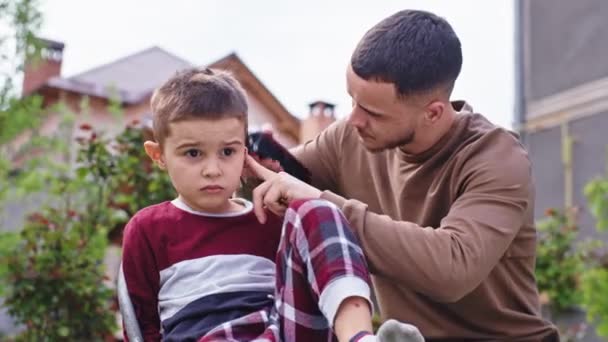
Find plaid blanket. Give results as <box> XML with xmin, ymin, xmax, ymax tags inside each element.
<box><xmin>199</xmin><ymin>199</ymin><xmax>372</xmax><ymax>342</ymax></box>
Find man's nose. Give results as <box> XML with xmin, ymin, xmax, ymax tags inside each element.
<box><xmin>347</xmin><ymin>108</ymin><xmax>366</xmax><ymax>129</ymax></box>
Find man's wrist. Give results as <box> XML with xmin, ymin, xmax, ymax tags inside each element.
<box><xmin>319</xmin><ymin>190</ymin><xmax>347</xmax><ymax>209</ymax></box>
<box><xmin>313</xmin><ymin>188</ymin><xmax>323</xmax><ymax>199</ymax></box>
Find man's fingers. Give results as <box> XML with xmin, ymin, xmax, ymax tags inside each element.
<box><xmin>264</xmin><ymin>185</ymin><xmax>288</xmax><ymax>216</ymax></box>
<box><xmin>245</xmin><ymin>155</ymin><xmax>277</xmax><ymax>181</ymax></box>
<box><xmin>252</xmin><ymin>180</ymin><xmax>273</xmax><ymax>224</ymax></box>
<box><xmin>243</xmin><ymin>157</ymin><xmax>282</xmax><ymax>179</ymax></box>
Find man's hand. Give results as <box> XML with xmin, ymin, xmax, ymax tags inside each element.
<box><xmin>245</xmin><ymin>155</ymin><xmax>322</xmax><ymax>224</ymax></box>
<box><xmin>242</xmin><ymin>154</ymin><xmax>283</xmax><ymax>177</ymax></box>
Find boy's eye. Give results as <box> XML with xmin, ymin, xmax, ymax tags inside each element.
<box><xmin>185</xmin><ymin>149</ymin><xmax>201</xmax><ymax>158</ymax></box>
<box><xmin>221</xmin><ymin>148</ymin><xmax>235</xmax><ymax>157</ymax></box>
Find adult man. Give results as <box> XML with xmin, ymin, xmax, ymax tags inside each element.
<box><xmin>246</xmin><ymin>9</ymin><xmax>558</xmax><ymax>341</ymax></box>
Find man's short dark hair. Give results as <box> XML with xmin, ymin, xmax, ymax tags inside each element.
<box><xmin>351</xmin><ymin>10</ymin><xmax>462</xmax><ymax>97</ymax></box>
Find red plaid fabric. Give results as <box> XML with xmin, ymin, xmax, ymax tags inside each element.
<box><xmin>199</xmin><ymin>199</ymin><xmax>372</xmax><ymax>342</ymax></box>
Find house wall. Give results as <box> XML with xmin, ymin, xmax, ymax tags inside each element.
<box><xmin>247</xmin><ymin>95</ymin><xmax>297</xmax><ymax>147</ymax></box>
<box><xmin>523</xmin><ymin>126</ymin><xmax>564</xmax><ymax>220</ymax></box>
<box><xmin>520</xmin><ymin>0</ymin><xmax>608</xmax><ymax>237</ymax></box>
<box><xmin>524</xmin><ymin>0</ymin><xmax>608</xmax><ymax>108</ymax></box>
<box><xmin>569</xmin><ymin>112</ymin><xmax>608</xmax><ymax>239</ymax></box>
<box><xmin>524</xmin><ymin>111</ymin><xmax>608</xmax><ymax>238</ymax></box>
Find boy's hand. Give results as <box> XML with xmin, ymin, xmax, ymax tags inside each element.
<box><xmin>245</xmin><ymin>155</ymin><xmax>322</xmax><ymax>224</ymax></box>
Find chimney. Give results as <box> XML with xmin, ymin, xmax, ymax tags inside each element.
<box><xmin>300</xmin><ymin>100</ymin><xmax>336</xmax><ymax>143</ymax></box>
<box><xmin>22</xmin><ymin>37</ymin><xmax>65</xmax><ymax>96</ymax></box>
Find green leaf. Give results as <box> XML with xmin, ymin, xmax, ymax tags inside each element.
<box><xmin>58</xmin><ymin>326</ymin><xmax>70</xmax><ymax>337</ymax></box>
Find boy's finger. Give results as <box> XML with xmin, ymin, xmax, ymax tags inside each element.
<box><xmin>245</xmin><ymin>155</ymin><xmax>277</xmax><ymax>181</ymax></box>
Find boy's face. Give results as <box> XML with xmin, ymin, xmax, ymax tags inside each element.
<box><xmin>145</xmin><ymin>117</ymin><xmax>247</xmax><ymax>213</ymax></box>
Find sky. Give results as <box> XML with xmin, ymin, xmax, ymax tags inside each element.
<box><xmin>38</xmin><ymin>0</ymin><xmax>515</xmax><ymax>128</ymax></box>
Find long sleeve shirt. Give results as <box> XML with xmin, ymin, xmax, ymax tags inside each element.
<box><xmin>292</xmin><ymin>101</ymin><xmax>558</xmax><ymax>340</ymax></box>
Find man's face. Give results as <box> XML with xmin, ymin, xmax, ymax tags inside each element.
<box><xmin>159</xmin><ymin>117</ymin><xmax>246</xmax><ymax>213</ymax></box>
<box><xmin>346</xmin><ymin>65</ymin><xmax>427</xmax><ymax>153</ymax></box>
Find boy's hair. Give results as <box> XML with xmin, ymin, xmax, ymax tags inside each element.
<box><xmin>150</xmin><ymin>67</ymin><xmax>248</xmax><ymax>145</ymax></box>
<box><xmin>351</xmin><ymin>10</ymin><xmax>462</xmax><ymax>98</ymax></box>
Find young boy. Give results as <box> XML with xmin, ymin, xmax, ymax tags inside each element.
<box><xmin>121</xmin><ymin>67</ymin><xmax>423</xmax><ymax>342</ymax></box>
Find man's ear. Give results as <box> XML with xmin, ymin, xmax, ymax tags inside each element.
<box><xmin>144</xmin><ymin>140</ymin><xmax>166</xmax><ymax>170</ymax></box>
<box><xmin>425</xmin><ymin>100</ymin><xmax>445</xmax><ymax>124</ymax></box>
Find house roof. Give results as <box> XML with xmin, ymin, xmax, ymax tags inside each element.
<box><xmin>42</xmin><ymin>46</ymin><xmax>300</xmax><ymax>140</ymax></box>
<box><xmin>207</xmin><ymin>53</ymin><xmax>300</xmax><ymax>140</ymax></box>
<box><xmin>46</xmin><ymin>46</ymin><xmax>192</xmax><ymax>104</ymax></box>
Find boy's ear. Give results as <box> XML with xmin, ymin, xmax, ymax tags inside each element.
<box><xmin>241</xmin><ymin>147</ymin><xmax>249</xmax><ymax>177</ymax></box>
<box><xmin>144</xmin><ymin>140</ymin><xmax>166</xmax><ymax>170</ymax></box>
<box><xmin>242</xmin><ymin>147</ymin><xmax>249</xmax><ymax>171</ymax></box>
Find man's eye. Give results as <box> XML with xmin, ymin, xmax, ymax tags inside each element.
<box><xmin>362</xmin><ymin>107</ymin><xmax>380</xmax><ymax>117</ymax></box>
<box><xmin>221</xmin><ymin>148</ymin><xmax>235</xmax><ymax>157</ymax></box>
<box><xmin>185</xmin><ymin>149</ymin><xmax>201</xmax><ymax>158</ymax></box>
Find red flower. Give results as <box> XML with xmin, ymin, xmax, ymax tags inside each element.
<box><xmin>51</xmin><ymin>268</ymin><xmax>62</xmax><ymax>279</ymax></box>
<box><xmin>28</xmin><ymin>212</ymin><xmax>46</xmax><ymax>223</ymax></box>
<box><xmin>79</xmin><ymin>123</ymin><xmax>93</xmax><ymax>131</ymax></box>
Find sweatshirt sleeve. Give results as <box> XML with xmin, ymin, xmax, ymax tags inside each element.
<box><xmin>122</xmin><ymin>214</ymin><xmax>162</xmax><ymax>341</ymax></box>
<box><xmin>320</xmin><ymin>147</ymin><xmax>532</xmax><ymax>303</ymax></box>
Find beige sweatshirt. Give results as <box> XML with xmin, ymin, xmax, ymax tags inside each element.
<box><xmin>292</xmin><ymin>102</ymin><xmax>558</xmax><ymax>341</ymax></box>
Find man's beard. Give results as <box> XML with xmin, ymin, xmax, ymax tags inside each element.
<box><xmin>364</xmin><ymin>129</ymin><xmax>415</xmax><ymax>153</ymax></box>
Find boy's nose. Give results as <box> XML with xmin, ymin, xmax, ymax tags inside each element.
<box><xmin>202</xmin><ymin>160</ymin><xmax>222</xmax><ymax>178</ymax></box>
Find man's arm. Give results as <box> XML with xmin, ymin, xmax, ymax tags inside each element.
<box><xmin>321</xmin><ymin>153</ymin><xmax>531</xmax><ymax>303</ymax></box>
<box><xmin>255</xmin><ymin>121</ymin><xmax>531</xmax><ymax>303</ymax></box>
<box><xmin>122</xmin><ymin>216</ymin><xmax>162</xmax><ymax>341</ymax></box>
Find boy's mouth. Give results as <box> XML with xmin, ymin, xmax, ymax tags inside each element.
<box><xmin>200</xmin><ymin>185</ymin><xmax>224</xmax><ymax>193</ymax></box>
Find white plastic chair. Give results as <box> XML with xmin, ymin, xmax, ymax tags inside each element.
<box><xmin>117</xmin><ymin>263</ymin><xmax>144</xmax><ymax>342</ymax></box>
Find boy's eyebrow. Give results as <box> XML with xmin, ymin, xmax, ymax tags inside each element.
<box><xmin>223</xmin><ymin>140</ymin><xmax>244</xmax><ymax>145</ymax></box>
<box><xmin>175</xmin><ymin>140</ymin><xmax>244</xmax><ymax>149</ymax></box>
<box><xmin>176</xmin><ymin>142</ymin><xmax>201</xmax><ymax>149</ymax></box>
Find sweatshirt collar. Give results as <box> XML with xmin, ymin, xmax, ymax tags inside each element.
<box><xmin>399</xmin><ymin>101</ymin><xmax>472</xmax><ymax>164</ymax></box>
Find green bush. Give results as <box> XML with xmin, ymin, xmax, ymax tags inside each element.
<box><xmin>73</xmin><ymin>121</ymin><xmax>175</xmax><ymax>243</ymax></box>
<box><xmin>535</xmin><ymin>208</ymin><xmax>585</xmax><ymax>314</ymax></box>
<box><xmin>580</xmin><ymin>266</ymin><xmax>608</xmax><ymax>337</ymax></box>
<box><xmin>0</xmin><ymin>2</ymin><xmax>128</xmax><ymax>339</ymax></box>
<box><xmin>1</xmin><ymin>208</ymin><xmax>115</xmax><ymax>341</ymax></box>
<box><xmin>0</xmin><ymin>116</ymin><xmax>119</xmax><ymax>340</ymax></box>
<box><xmin>580</xmin><ymin>176</ymin><xmax>608</xmax><ymax>337</ymax></box>
<box><xmin>0</xmin><ymin>112</ymin><xmax>177</xmax><ymax>340</ymax></box>
<box><xmin>100</xmin><ymin>122</ymin><xmax>175</xmax><ymax>242</ymax></box>
<box><xmin>585</xmin><ymin>176</ymin><xmax>608</xmax><ymax>233</ymax></box>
